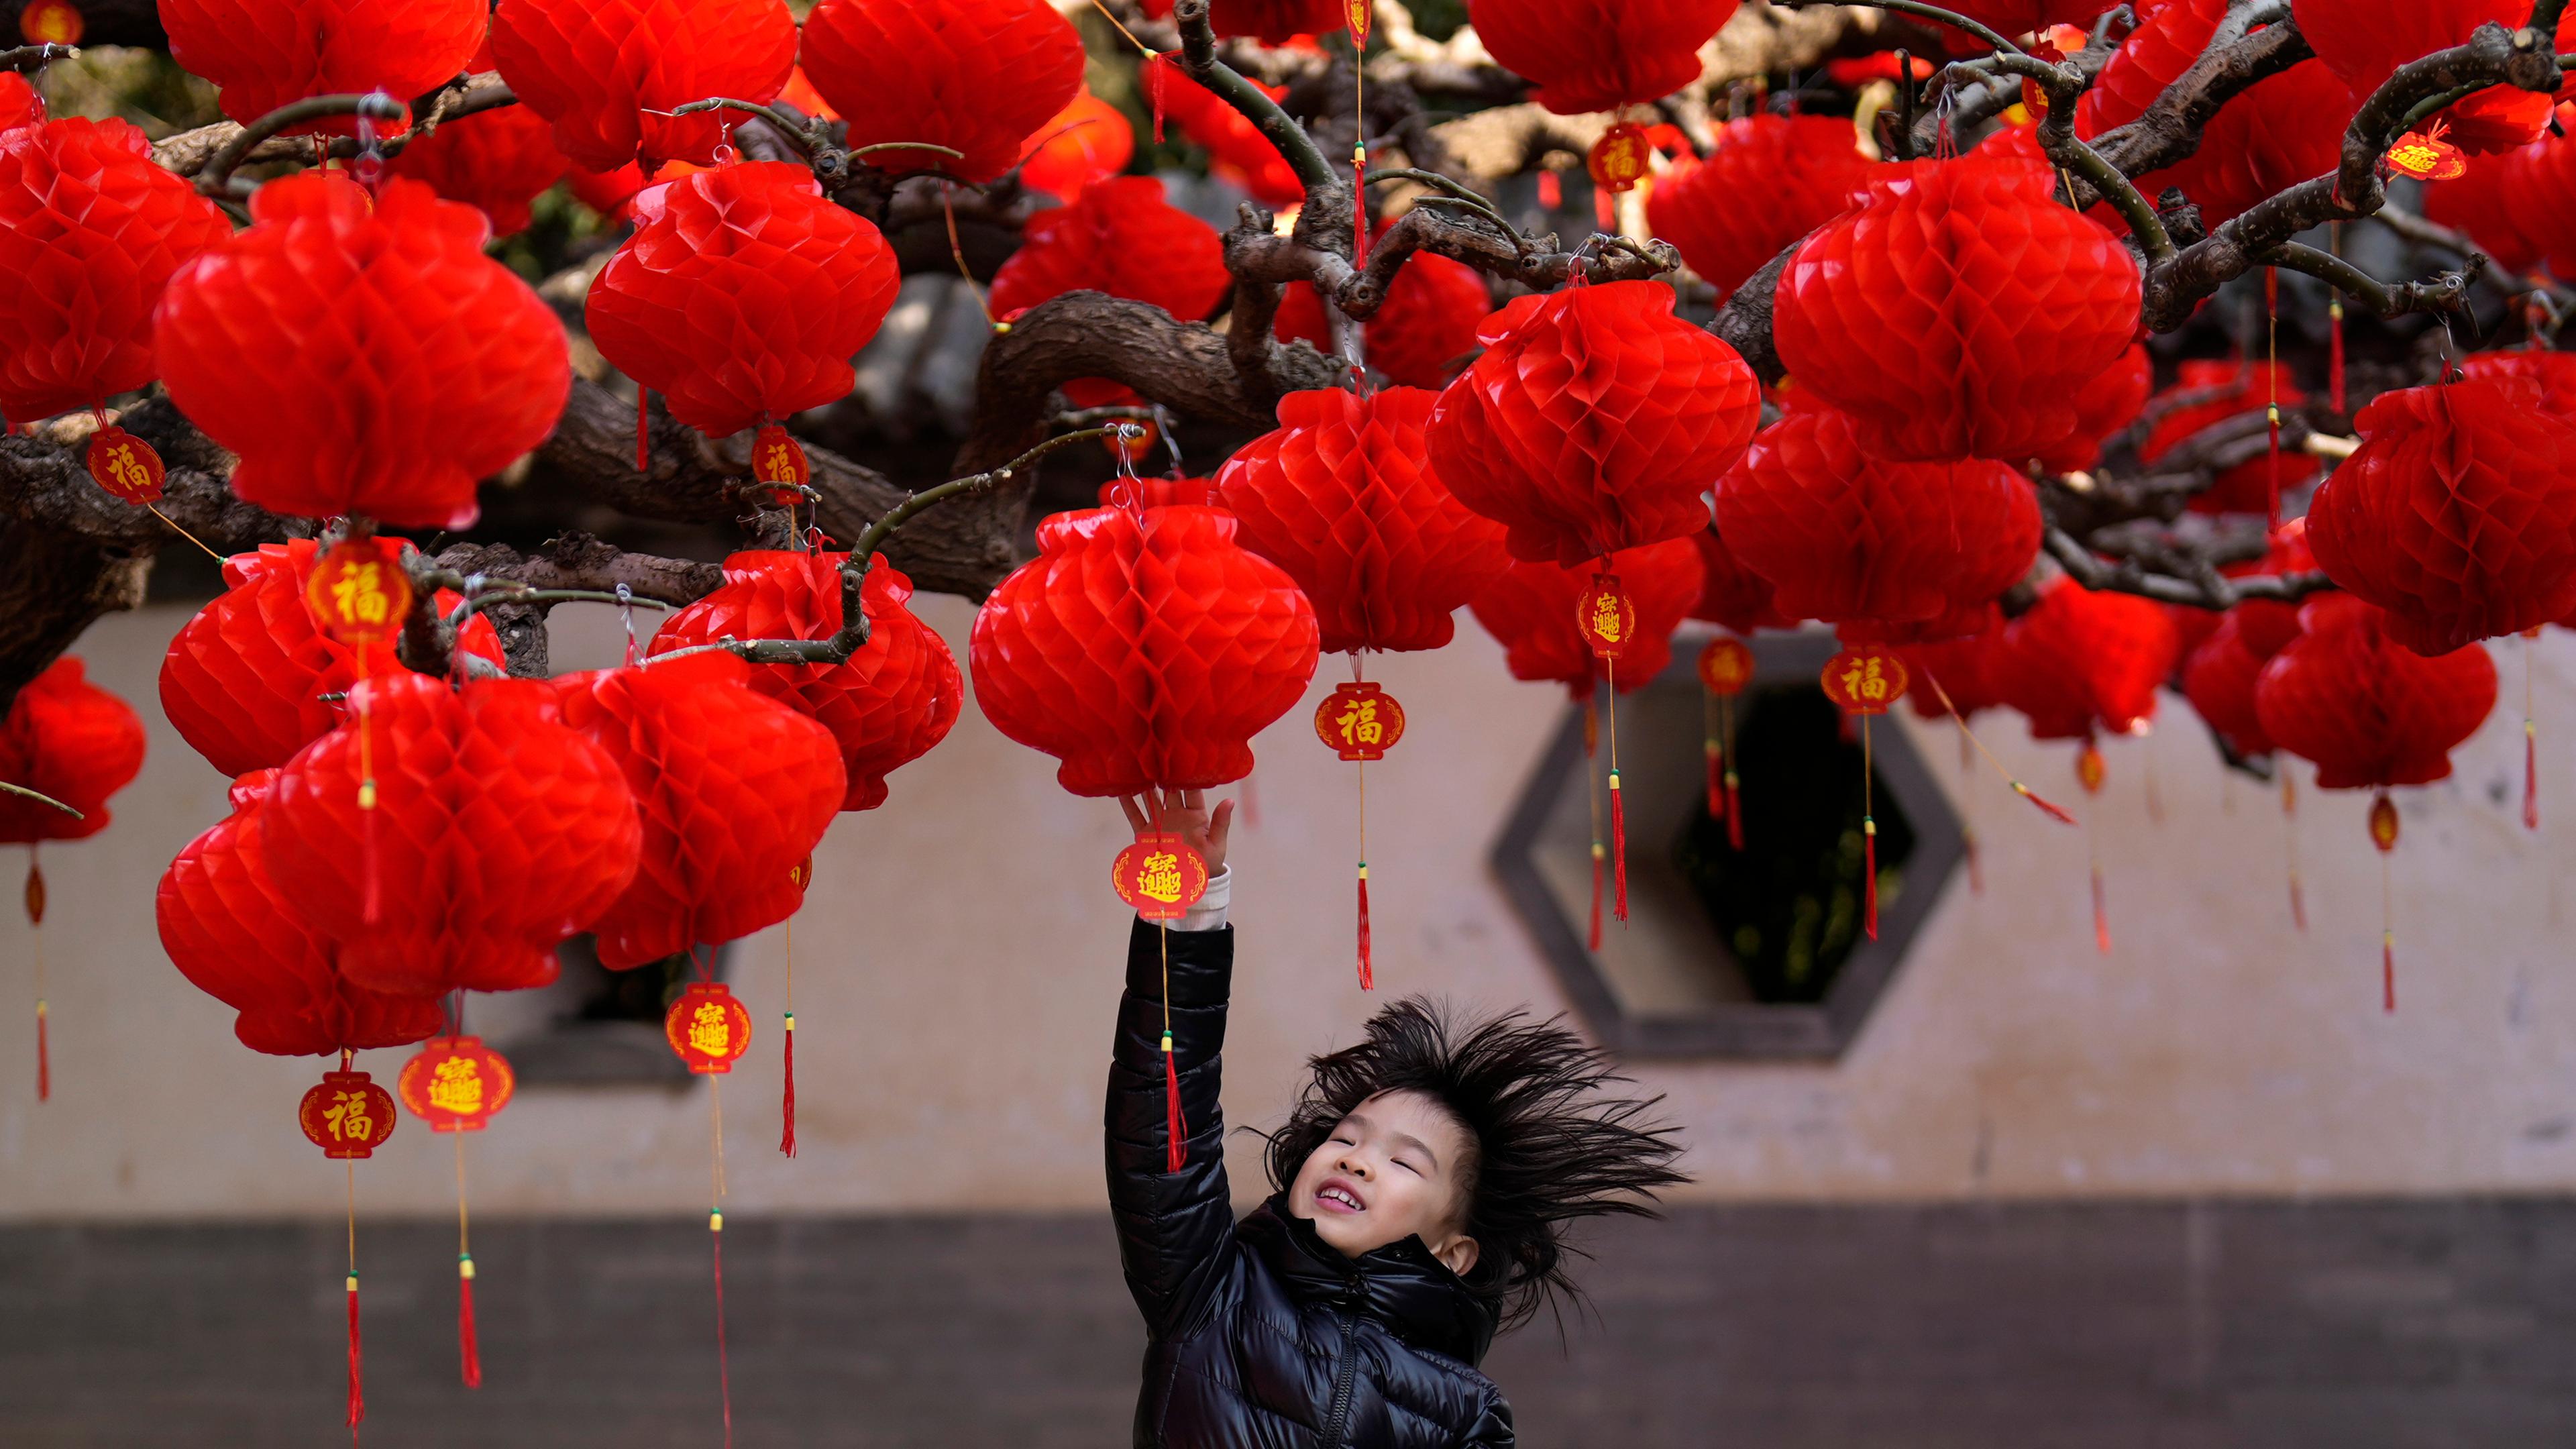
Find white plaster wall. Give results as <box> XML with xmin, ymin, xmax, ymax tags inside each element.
<box><xmin>5</xmin><ymin>598</ymin><xmax>2575</xmax><ymax>1221</ymax></box>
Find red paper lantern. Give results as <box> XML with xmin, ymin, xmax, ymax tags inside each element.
<box><xmin>262</xmin><ymin>673</ymin><xmax>643</xmax><ymax>998</ymax></box>
<box><xmin>1772</xmin><ymin>154</ymin><xmax>2143</xmax><ymax>464</ymax></box>
<box><xmin>2254</xmin><ymin>594</ymin><xmax>2498</xmax><ymax>788</ymax></box>
<box><xmin>0</xmin><ymin>657</ymin><xmax>144</xmax><ymax>843</ymax></box>
<box><xmin>161</xmin><ymin>540</ymin><xmax>504</xmax><ymax>778</ymax></box>
<box><xmin>162</xmin><ymin>0</ymin><xmax>484</xmax><ymax>133</ymax></box>
<box><xmin>1646</xmin><ymin>115</ymin><xmax>1875</xmax><ymax>301</ymax></box>
<box><xmin>2462</xmin><ymin>348</ymin><xmax>2576</xmax><ymax>421</ymax></box>
<box><xmin>585</xmin><ymin>162</ymin><xmax>901</xmax><ymax>439</ymax></box>
<box><xmin>2140</xmin><ymin>360</ymin><xmax>2320</xmax><ymax>516</ymax></box>
<box><xmin>385</xmin><ymin>105</ymin><xmax>572</xmax><ymax>239</ymax></box>
<box><xmin>492</xmin><ymin>0</ymin><xmax>797</xmax><ymax>172</ymax></box>
<box><xmin>2037</xmin><ymin>342</ymin><xmax>2151</xmax><ymax>474</ymax></box>
<box><xmin>1715</xmin><ymin>402</ymin><xmax>2041</xmax><ymax>625</ymax></box>
<box><xmin>1892</xmin><ymin>621</ymin><xmax>2014</xmax><ymax>720</ymax></box>
<box><xmin>1272</xmin><ymin>233</ymin><xmax>1493</xmax><ymax>390</ymax></box>
<box><xmin>1139</xmin><ymin>0</ymin><xmax>1344</xmax><ymax>43</ymax></box>
<box><xmin>986</xmin><ymin>176</ymin><xmax>1229</xmax><ymax>325</ymax></box>
<box><xmin>2306</xmin><ymin>376</ymin><xmax>2576</xmax><ymax>655</ymax></box>
<box><xmin>2182</xmin><ymin>612</ymin><xmax>2278</xmax><ymax>757</ymax></box>
<box><xmin>1467</xmin><ymin>537</ymin><xmax>1701</xmax><ymax>700</ymax></box>
<box><xmin>2423</xmin><ymin>146</ymin><xmax>2551</xmax><ymax>276</ymax></box>
<box><xmin>396</xmin><ymin>1036</ymin><xmax>517</xmax><ymax>1130</ymax></box>
<box><xmin>159</xmin><ymin>771</ymin><xmax>445</xmax><ymax>1056</ymax></box>
<box><xmin>0</xmin><ymin>73</ymin><xmax>42</xmax><ymax>134</ymax></box>
<box><xmin>1144</xmin><ymin>56</ymin><xmax>1303</xmax><ymax>209</ymax></box>
<box><xmin>0</xmin><ymin>117</ymin><xmax>230</xmax><ymax>424</ymax></box>
<box><xmin>1429</xmin><ymin>280</ymin><xmax>1758</xmax><ymax>567</ymax></box>
<box><xmin>800</xmin><ymin>0</ymin><xmax>1084</xmax><ymax>184</ymax></box>
<box><xmin>649</xmin><ymin>552</ymin><xmax>961</xmax><ymax>811</ymax></box>
<box><xmin>1468</xmin><ymin>0</ymin><xmax>1743</xmax><ymax>115</ymax></box>
<box><xmin>1215</xmin><ymin>386</ymin><xmax>1513</xmax><ymax>656</ymax></box>
<box><xmin>1995</xmin><ymin>578</ymin><xmax>2182</xmax><ymax>739</ymax></box>
<box><xmin>1690</xmin><ymin>525</ymin><xmax>1791</xmax><ymax>637</ymax></box>
<box><xmin>300</xmin><ymin>1067</ymin><xmax>398</xmax><ymax>1159</ymax></box>
<box><xmin>665</xmin><ymin>979</ymin><xmax>753</xmax><ymax>1073</ymax></box>
<box><xmin>567</xmin><ymin>162</ymin><xmax>648</xmax><ymax>221</ymax></box>
<box><xmin>155</xmin><ymin>174</ymin><xmax>571</xmax><ymax>530</ymax></box>
<box><xmin>970</xmin><ymin>505</ymin><xmax>1320</xmax><ymax>796</ymax></box>
<box><xmin>2294</xmin><ymin>0</ymin><xmax>2565</xmax><ymax>155</ymax></box>
<box><xmin>554</xmin><ymin>651</ymin><xmax>844</xmax><ymax>969</ymax></box>
<box><xmin>1016</xmin><ymin>91</ymin><xmax>1135</xmax><ymax>202</ymax></box>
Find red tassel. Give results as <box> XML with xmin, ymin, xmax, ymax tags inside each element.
<box><xmin>2091</xmin><ymin>865</ymin><xmax>2112</xmax><ymax>955</ymax></box>
<box><xmin>777</xmin><ymin>1014</ymin><xmax>797</xmax><ymax>1158</ymax></box>
<box><xmin>1586</xmin><ymin>845</ymin><xmax>1603</xmax><ymax>951</ymax></box>
<box><xmin>34</xmin><ymin>1002</ymin><xmax>46</xmax><ymax>1104</ymax></box>
<box><xmin>1608</xmin><ymin>771</ymin><xmax>1629</xmax><ymax>923</ymax></box>
<box><xmin>635</xmin><ymin>388</ymin><xmax>651</xmax><ymax>473</ymax></box>
<box><xmin>1862</xmin><ymin>819</ymin><xmax>1878</xmax><ymax>941</ymax></box>
<box><xmin>345</xmin><ymin>1273</ymin><xmax>364</xmax><ymax>1428</ymax></box>
<box><xmin>710</xmin><ymin>1212</ymin><xmax>733</xmax><ymax>1449</ymax></box>
<box><xmin>1725</xmin><ymin>775</ymin><xmax>1743</xmax><ymax>851</ymax></box>
<box><xmin>1354</xmin><ymin>870</ymin><xmax>1373</xmax><ymax>991</ymax></box>
<box><xmin>2012</xmin><ymin>782</ymin><xmax>2078</xmax><ymax>825</ymax></box>
<box><xmin>457</xmin><ymin>1257</ymin><xmax>482</xmax><ymax>1389</ymax></box>
<box><xmin>1161</xmin><ymin>1033</ymin><xmax>1186</xmax><ymax>1173</ymax></box>
<box><xmin>2525</xmin><ymin>720</ymin><xmax>2539</xmax><ymax>831</ymax></box>
<box><xmin>1150</xmin><ymin>61</ymin><xmax>1167</xmax><ymax>144</ymax></box>
<box><xmin>2383</xmin><ymin>932</ymin><xmax>2396</xmax><ymax>1013</ymax></box>
<box><xmin>1705</xmin><ymin>742</ymin><xmax>1723</xmax><ymax>823</ymax></box>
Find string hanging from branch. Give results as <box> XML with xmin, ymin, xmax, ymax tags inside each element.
<box><xmin>395</xmin><ymin>1026</ymin><xmax>517</xmax><ymax>1389</ymax></box>
<box><xmin>1821</xmin><ymin>647</ymin><xmax>1909</xmax><ymax>942</ymax></box>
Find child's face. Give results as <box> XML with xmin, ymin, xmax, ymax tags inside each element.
<box><xmin>1287</xmin><ymin>1089</ymin><xmax>1480</xmax><ymax>1277</ymax></box>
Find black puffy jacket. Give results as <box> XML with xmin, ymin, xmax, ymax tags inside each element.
<box><xmin>1108</xmin><ymin>919</ymin><xmax>1514</xmax><ymax>1449</ymax></box>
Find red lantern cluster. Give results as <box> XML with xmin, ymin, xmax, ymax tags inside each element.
<box><xmin>492</xmin><ymin>0</ymin><xmax>798</xmax><ymax>172</ymax></box>
<box><xmin>586</xmin><ymin>162</ymin><xmax>901</xmax><ymax>439</ymax></box>
<box><xmin>1468</xmin><ymin>537</ymin><xmax>1702</xmax><ymax>700</ymax></box>
<box><xmin>160</xmin><ymin>541</ymin><xmax>504</xmax><ymax>778</ymax></box>
<box><xmin>0</xmin><ymin>657</ymin><xmax>145</xmax><ymax>844</ymax></box>
<box><xmin>1469</xmin><ymin>0</ymin><xmax>1743</xmax><ymax>116</ymax></box>
<box><xmin>1144</xmin><ymin>56</ymin><xmax>1303</xmax><ymax>209</ymax></box>
<box><xmin>2423</xmin><ymin>118</ymin><xmax>2576</xmax><ymax>280</ymax></box>
<box><xmin>155</xmin><ymin>174</ymin><xmax>571</xmax><ymax>530</ymax></box>
<box><xmin>0</xmin><ymin>115</ymin><xmax>229</xmax><ymax>425</ymax></box>
<box><xmin>262</xmin><ymin>674</ymin><xmax>642</xmax><ymax>998</ymax></box>
<box><xmin>1714</xmin><ymin>401</ymin><xmax>2041</xmax><ymax>626</ymax></box>
<box><xmin>1772</xmin><ymin>154</ymin><xmax>2143</xmax><ymax>464</ymax></box>
<box><xmin>650</xmin><ymin>553</ymin><xmax>961</xmax><ymax>811</ymax></box>
<box><xmin>2140</xmin><ymin>360</ymin><xmax>2320</xmax><ymax>515</ymax></box>
<box><xmin>161</xmin><ymin>0</ymin><xmax>485</xmax><ymax>132</ymax></box>
<box><xmin>1216</xmin><ymin>386</ymin><xmax>1514</xmax><ymax>655</ymax></box>
<box><xmin>385</xmin><ymin>107</ymin><xmax>573</xmax><ymax>240</ymax></box>
<box><xmin>987</xmin><ymin>176</ymin><xmax>1230</xmax><ymax>325</ymax></box>
<box><xmin>1429</xmin><ymin>280</ymin><xmax>1760</xmax><ymax>567</ymax></box>
<box><xmin>158</xmin><ymin>771</ymin><xmax>443</xmax><ymax>1057</ymax></box>
<box><xmin>2306</xmin><ymin>376</ymin><xmax>2576</xmax><ymax>655</ymax></box>
<box><xmin>555</xmin><ymin>651</ymin><xmax>844</xmax><ymax>968</ymax></box>
<box><xmin>969</xmin><ymin>505</ymin><xmax>1320</xmax><ymax>796</ymax></box>
<box><xmin>1139</xmin><ymin>0</ymin><xmax>1344</xmax><ymax>43</ymax></box>
<box><xmin>2255</xmin><ymin>594</ymin><xmax>2498</xmax><ymax>789</ymax></box>
<box><xmin>1994</xmin><ymin>578</ymin><xmax>2182</xmax><ymax>739</ymax></box>
<box><xmin>2294</xmin><ymin>0</ymin><xmax>2565</xmax><ymax>155</ymax></box>
<box><xmin>1272</xmin><ymin>233</ymin><xmax>1493</xmax><ymax>390</ymax></box>
<box><xmin>1646</xmin><ymin>115</ymin><xmax>1875</xmax><ymax>301</ymax></box>
<box><xmin>802</xmin><ymin>0</ymin><xmax>1084</xmax><ymax>183</ymax></box>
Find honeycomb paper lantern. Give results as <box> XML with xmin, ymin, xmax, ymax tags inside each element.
<box><xmin>0</xmin><ymin>657</ymin><xmax>145</xmax><ymax>843</ymax></box>
<box><xmin>2423</xmin><ymin>146</ymin><xmax>2551</xmax><ymax>276</ymax></box>
<box><xmin>649</xmin><ymin>552</ymin><xmax>961</xmax><ymax>811</ymax></box>
<box><xmin>154</xmin><ymin>173</ymin><xmax>572</xmax><ymax>530</ymax></box>
<box><xmin>1429</xmin><ymin>280</ymin><xmax>1760</xmax><ymax>567</ymax></box>
<box><xmin>0</xmin><ymin>116</ymin><xmax>230</xmax><ymax>423</ymax></box>
<box><xmin>1016</xmin><ymin>90</ymin><xmax>1135</xmax><ymax>202</ymax></box>
<box><xmin>985</xmin><ymin>175</ymin><xmax>1228</xmax><ymax>323</ymax></box>
<box><xmin>263</xmin><ymin>674</ymin><xmax>642</xmax><ymax>998</ymax></box>
<box><xmin>969</xmin><ymin>505</ymin><xmax>1320</xmax><ymax>796</ymax></box>
<box><xmin>1144</xmin><ymin>56</ymin><xmax>1303</xmax><ymax>209</ymax></box>
<box><xmin>1216</xmin><ymin>386</ymin><xmax>1514</xmax><ymax>656</ymax></box>
<box><xmin>555</xmin><ymin>651</ymin><xmax>844</xmax><ymax>969</ymax></box>
<box><xmin>585</xmin><ymin>161</ymin><xmax>901</xmax><ymax>438</ymax></box>
<box><xmin>0</xmin><ymin>73</ymin><xmax>42</xmax><ymax>133</ymax></box>
<box><xmin>1272</xmin><ymin>233</ymin><xmax>1493</xmax><ymax>390</ymax></box>
<box><xmin>384</xmin><ymin>105</ymin><xmax>572</xmax><ymax>239</ymax></box>
<box><xmin>2294</xmin><ymin>0</ymin><xmax>2566</xmax><ymax>154</ymax></box>
<box><xmin>2255</xmin><ymin>594</ymin><xmax>2499</xmax><ymax>788</ymax></box>
<box><xmin>800</xmin><ymin>0</ymin><xmax>1084</xmax><ymax>183</ymax></box>
<box><xmin>2141</xmin><ymin>360</ymin><xmax>2320</xmax><ymax>516</ymax></box>
<box><xmin>492</xmin><ymin>0</ymin><xmax>798</xmax><ymax>172</ymax></box>
<box><xmin>2182</xmin><ymin>612</ymin><xmax>2279</xmax><ymax>757</ymax></box>
<box><xmin>1139</xmin><ymin>0</ymin><xmax>1344</xmax><ymax>43</ymax></box>
<box><xmin>160</xmin><ymin>540</ymin><xmax>504</xmax><ymax>780</ymax></box>
<box><xmin>1714</xmin><ymin>402</ymin><xmax>2041</xmax><ymax>625</ymax></box>
<box><xmin>158</xmin><ymin>771</ymin><xmax>443</xmax><ymax>1056</ymax></box>
<box><xmin>2037</xmin><ymin>341</ymin><xmax>2151</xmax><ymax>474</ymax></box>
<box><xmin>1467</xmin><ymin>537</ymin><xmax>1701</xmax><ymax>701</ymax></box>
<box><xmin>1995</xmin><ymin>578</ymin><xmax>2182</xmax><ymax>739</ymax></box>
<box><xmin>162</xmin><ymin>0</ymin><xmax>486</xmax><ymax>133</ymax></box>
<box><xmin>1772</xmin><ymin>154</ymin><xmax>2142</xmax><ymax>464</ymax></box>
<box><xmin>2462</xmin><ymin>347</ymin><xmax>2576</xmax><ymax>421</ymax></box>
<box><xmin>1646</xmin><ymin>115</ymin><xmax>1875</xmax><ymax>301</ymax></box>
<box><xmin>1893</xmin><ymin>621</ymin><xmax>2013</xmax><ymax>720</ymax></box>
<box><xmin>1468</xmin><ymin>0</ymin><xmax>1743</xmax><ymax>115</ymax></box>
<box><xmin>2306</xmin><ymin>376</ymin><xmax>2576</xmax><ymax>655</ymax></box>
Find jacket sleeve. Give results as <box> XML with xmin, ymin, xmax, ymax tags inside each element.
<box><xmin>1456</xmin><ymin>1388</ymin><xmax>1515</xmax><ymax>1448</ymax></box>
<box><xmin>1105</xmin><ymin>915</ymin><xmax>1237</xmax><ymax>1340</ymax></box>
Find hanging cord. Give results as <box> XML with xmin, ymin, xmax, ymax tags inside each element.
<box><xmin>710</xmin><ymin>1070</ymin><xmax>732</xmax><ymax>1449</ymax></box>
<box><xmin>1354</xmin><ymin>656</ymin><xmax>1373</xmax><ymax>991</ymax></box>
<box><xmin>779</xmin><ymin>906</ymin><xmax>797</xmax><ymax>1158</ymax></box>
<box><xmin>2524</xmin><ymin>633</ymin><xmax>2540</xmax><ymax>831</ymax></box>
<box><xmin>2283</xmin><ymin>770</ymin><xmax>2307</xmax><ymax>932</ymax></box>
<box><xmin>1145</xmin><ymin>790</ymin><xmax>1187</xmax><ymax>1173</ymax></box>
<box><xmin>27</xmin><ymin>847</ymin><xmax>45</xmax><ymax>1103</ymax></box>
<box><xmin>1919</xmin><ymin>670</ymin><xmax>2076</xmax><ymax>824</ymax></box>
<box><xmin>1606</xmin><ymin>658</ymin><xmax>1628</xmax><ymax>923</ymax></box>
<box><xmin>2265</xmin><ymin>266</ymin><xmax>2283</xmax><ymax>534</ymax></box>
<box><xmin>342</xmin><ymin>1054</ymin><xmax>364</xmax><ymax>1436</ymax></box>
<box><xmin>943</xmin><ymin>184</ymin><xmax>1000</xmax><ymax>331</ymax></box>
<box><xmin>1860</xmin><ymin>717</ymin><xmax>1878</xmax><ymax>941</ymax></box>
<box><xmin>356</xmin><ymin>687</ymin><xmax>381</xmax><ymax>926</ymax></box>
<box><xmin>1584</xmin><ymin>691</ymin><xmax>1604</xmax><ymax>950</ymax></box>
<box><xmin>2328</xmin><ymin>222</ymin><xmax>2348</xmax><ymax>414</ymax></box>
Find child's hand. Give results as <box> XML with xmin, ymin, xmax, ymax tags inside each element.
<box><xmin>1120</xmin><ymin>788</ymin><xmax>1233</xmax><ymax>878</ymax></box>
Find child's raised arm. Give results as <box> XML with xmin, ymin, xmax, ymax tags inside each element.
<box><xmin>1104</xmin><ymin>788</ymin><xmax>1240</xmax><ymax>1340</ymax></box>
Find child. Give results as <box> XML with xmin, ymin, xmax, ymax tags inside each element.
<box><xmin>1108</xmin><ymin>788</ymin><xmax>1686</xmax><ymax>1448</ymax></box>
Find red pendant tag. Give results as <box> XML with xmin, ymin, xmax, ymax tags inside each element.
<box><xmin>300</xmin><ymin>1069</ymin><xmax>398</xmax><ymax>1160</ymax></box>
<box><xmin>1821</xmin><ymin>647</ymin><xmax>1907</xmax><ymax>716</ymax></box>
<box><xmin>789</xmin><ymin>854</ymin><xmax>814</xmax><ymax>893</ymax></box>
<box><xmin>1346</xmin><ymin>0</ymin><xmax>1369</xmax><ymax>40</ymax></box>
<box><xmin>665</xmin><ymin>981</ymin><xmax>753</xmax><ymax>1075</ymax></box>
<box><xmin>305</xmin><ymin>538</ymin><xmax>413</xmax><ymax>649</ymax></box>
<box><xmin>2385</xmin><ymin>129</ymin><xmax>2467</xmax><ymax>180</ymax></box>
<box><xmin>1112</xmin><ymin>833</ymin><xmax>1210</xmax><ymax>920</ymax></box>
<box><xmin>750</xmin><ymin>424</ymin><xmax>810</xmax><ymax>505</ymax></box>
<box><xmin>1576</xmin><ymin>572</ymin><xmax>1635</xmax><ymax>659</ymax></box>
<box><xmin>396</xmin><ymin>1036</ymin><xmax>516</xmax><ymax>1133</ymax></box>
<box><xmin>18</xmin><ymin>0</ymin><xmax>82</xmax><ymax>44</ymax></box>
<box><xmin>87</xmin><ymin>427</ymin><xmax>165</xmax><ymax>504</ymax></box>
<box><xmin>1316</xmin><ymin>681</ymin><xmax>1405</xmax><ymax>761</ymax></box>
<box><xmin>2076</xmin><ymin>741</ymin><xmax>2106</xmax><ymax>795</ymax></box>
<box><xmin>1587</xmin><ymin>123</ymin><xmax>1653</xmax><ymax>194</ymax></box>
<box><xmin>2369</xmin><ymin>792</ymin><xmax>2399</xmax><ymax>852</ymax></box>
<box><xmin>1697</xmin><ymin>637</ymin><xmax>1754</xmax><ymax>697</ymax></box>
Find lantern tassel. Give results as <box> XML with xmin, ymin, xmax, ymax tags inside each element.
<box><xmin>1860</xmin><ymin>716</ymin><xmax>1878</xmax><ymax>941</ymax></box>
<box><xmin>2091</xmin><ymin>863</ymin><xmax>2112</xmax><ymax>956</ymax></box>
<box><xmin>1355</xmin><ymin>868</ymin><xmax>1373</xmax><ymax>991</ymax></box>
<box><xmin>1706</xmin><ymin>738</ymin><xmax>1723</xmax><ymax>822</ymax></box>
<box><xmin>778</xmin><ymin>1014</ymin><xmax>797</xmax><ymax>1159</ymax></box>
<box><xmin>347</xmin><ymin>1273</ymin><xmax>364</xmax><ymax>1429</ymax></box>
<box><xmin>2283</xmin><ymin>770</ymin><xmax>2306</xmax><ymax>932</ymax></box>
<box><xmin>34</xmin><ymin>999</ymin><xmax>46</xmax><ymax>1104</ymax></box>
<box><xmin>1725</xmin><ymin>773</ymin><xmax>1743</xmax><ymax>851</ymax></box>
<box><xmin>2524</xmin><ymin>639</ymin><xmax>2539</xmax><ymax>831</ymax></box>
<box><xmin>1587</xmin><ymin>845</ymin><xmax>1603</xmax><ymax>951</ymax></box>
<box><xmin>2383</xmin><ymin>932</ymin><xmax>2396</xmax><ymax>1014</ymax></box>
<box><xmin>1608</xmin><ymin>772</ymin><xmax>1629</xmax><ymax>924</ymax></box>
<box><xmin>1161</xmin><ymin>1032</ymin><xmax>1185</xmax><ymax>1174</ymax></box>
<box><xmin>710</xmin><ymin>1210</ymin><xmax>732</xmax><ymax>1449</ymax></box>
<box><xmin>457</xmin><ymin>1260</ymin><xmax>481</xmax><ymax>1391</ymax></box>
<box><xmin>29</xmin><ymin>851</ymin><xmax>44</xmax><ymax>1102</ymax></box>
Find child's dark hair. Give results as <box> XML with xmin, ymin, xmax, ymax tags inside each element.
<box><xmin>1263</xmin><ymin>998</ymin><xmax>1686</xmax><ymax>1330</ymax></box>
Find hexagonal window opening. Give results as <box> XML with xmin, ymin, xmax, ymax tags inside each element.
<box><xmin>1491</xmin><ymin>631</ymin><xmax>1965</xmax><ymax>1059</ymax></box>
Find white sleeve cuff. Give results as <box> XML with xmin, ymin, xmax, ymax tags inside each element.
<box><xmin>1169</xmin><ymin>866</ymin><xmax>1230</xmax><ymax>932</ymax></box>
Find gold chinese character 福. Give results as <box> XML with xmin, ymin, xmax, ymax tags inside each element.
<box><xmin>332</xmin><ymin>564</ymin><xmax>391</xmax><ymax>626</ymax></box>
<box><xmin>1336</xmin><ymin>699</ymin><xmax>1383</xmax><ymax>747</ymax></box>
<box><xmin>1841</xmin><ymin>657</ymin><xmax>1889</xmax><ymax>702</ymax></box>
<box><xmin>323</xmin><ymin>1090</ymin><xmax>373</xmax><ymax>1142</ymax></box>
